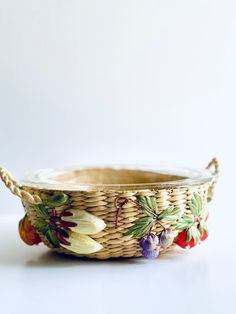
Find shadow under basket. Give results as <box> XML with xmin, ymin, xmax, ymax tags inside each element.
<box><xmin>0</xmin><ymin>158</ymin><xmax>219</xmax><ymax>260</ymax></box>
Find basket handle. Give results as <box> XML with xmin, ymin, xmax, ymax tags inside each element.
<box><xmin>0</xmin><ymin>167</ymin><xmax>41</xmax><ymax>204</ymax></box>
<box><xmin>205</xmin><ymin>157</ymin><xmax>219</xmax><ymax>202</ymax></box>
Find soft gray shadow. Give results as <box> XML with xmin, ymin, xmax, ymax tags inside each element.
<box><xmin>0</xmin><ymin>239</ymin><xmax>187</xmax><ymax>268</ymax></box>
<box><xmin>158</xmin><ymin>247</ymin><xmax>190</xmax><ymax>260</ymax></box>
<box><xmin>0</xmin><ymin>225</ymin><xmax>187</xmax><ymax>267</ymax></box>
<box><xmin>26</xmin><ymin>250</ymin><xmax>146</xmax><ymax>268</ymax></box>
<box><xmin>26</xmin><ymin>247</ymin><xmax>188</xmax><ymax>267</ymax></box>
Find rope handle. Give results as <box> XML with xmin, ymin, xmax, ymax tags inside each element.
<box><xmin>206</xmin><ymin>157</ymin><xmax>219</xmax><ymax>179</ymax></box>
<box><xmin>205</xmin><ymin>157</ymin><xmax>219</xmax><ymax>201</ymax></box>
<box><xmin>0</xmin><ymin>167</ymin><xmax>41</xmax><ymax>204</ymax></box>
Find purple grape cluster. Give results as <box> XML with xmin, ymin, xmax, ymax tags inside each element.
<box><xmin>159</xmin><ymin>229</ymin><xmax>174</xmax><ymax>249</ymax></box>
<box><xmin>139</xmin><ymin>234</ymin><xmax>159</xmax><ymax>259</ymax></box>
<box><xmin>139</xmin><ymin>229</ymin><xmax>174</xmax><ymax>259</ymax></box>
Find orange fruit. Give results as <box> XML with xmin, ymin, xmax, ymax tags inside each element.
<box><xmin>18</xmin><ymin>215</ymin><xmax>42</xmax><ymax>245</ymax></box>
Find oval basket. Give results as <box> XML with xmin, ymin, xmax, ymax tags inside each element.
<box><xmin>0</xmin><ymin>158</ymin><xmax>219</xmax><ymax>259</ymax></box>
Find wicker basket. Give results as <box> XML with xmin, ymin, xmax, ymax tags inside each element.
<box><xmin>0</xmin><ymin>158</ymin><xmax>219</xmax><ymax>259</ymax></box>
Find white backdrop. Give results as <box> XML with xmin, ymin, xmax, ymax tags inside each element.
<box><xmin>0</xmin><ymin>0</ymin><xmax>235</xmax><ymax>215</ymax></box>
<box><xmin>1</xmin><ymin>2</ymin><xmax>236</xmax><ymax>314</ymax></box>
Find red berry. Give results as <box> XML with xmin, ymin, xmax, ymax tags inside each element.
<box><xmin>175</xmin><ymin>230</ymin><xmax>196</xmax><ymax>249</ymax></box>
<box><xmin>19</xmin><ymin>215</ymin><xmax>42</xmax><ymax>246</ymax></box>
<box><xmin>200</xmin><ymin>229</ymin><xmax>208</xmax><ymax>241</ymax></box>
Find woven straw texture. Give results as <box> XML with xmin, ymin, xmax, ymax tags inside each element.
<box><xmin>23</xmin><ymin>182</ymin><xmax>210</xmax><ymax>259</ymax></box>
<box><xmin>0</xmin><ymin>158</ymin><xmax>218</xmax><ymax>259</ymax></box>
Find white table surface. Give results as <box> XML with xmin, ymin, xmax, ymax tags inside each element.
<box><xmin>0</xmin><ymin>206</ymin><xmax>234</xmax><ymax>314</ymax></box>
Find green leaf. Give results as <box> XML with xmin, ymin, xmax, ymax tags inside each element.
<box><xmin>191</xmin><ymin>226</ymin><xmax>200</xmax><ymax>245</ymax></box>
<box><xmin>186</xmin><ymin>226</ymin><xmax>199</xmax><ymax>245</ymax></box>
<box><xmin>198</xmin><ymin>221</ymin><xmax>208</xmax><ymax>237</ymax></box>
<box><xmin>34</xmin><ymin>219</ymin><xmax>49</xmax><ymax>234</ymax></box>
<box><xmin>198</xmin><ymin>221</ymin><xmax>203</xmax><ymax>236</ymax></box>
<box><xmin>175</xmin><ymin>215</ymin><xmax>194</xmax><ymax>231</ymax></box>
<box><xmin>148</xmin><ymin>197</ymin><xmax>158</xmax><ymax>214</ymax></box>
<box><xmin>189</xmin><ymin>193</ymin><xmax>202</xmax><ymax>216</ymax></box>
<box><xmin>124</xmin><ymin>216</ymin><xmax>154</xmax><ymax>238</ymax></box>
<box><xmin>158</xmin><ymin>206</ymin><xmax>182</xmax><ymax>223</ymax></box>
<box><xmin>34</xmin><ymin>217</ymin><xmax>60</xmax><ymax>248</ymax></box>
<box><xmin>186</xmin><ymin>228</ymin><xmax>192</xmax><ymax>243</ymax></box>
<box><xmin>35</xmin><ymin>204</ymin><xmax>49</xmax><ymax>218</ymax></box>
<box><xmin>43</xmin><ymin>193</ymin><xmax>69</xmax><ymax>208</ymax></box>
<box><xmin>46</xmin><ymin>229</ymin><xmax>60</xmax><ymax>247</ymax></box>
<box><xmin>136</xmin><ymin>196</ymin><xmax>158</xmax><ymax>215</ymax></box>
<box><xmin>136</xmin><ymin>195</ymin><xmax>146</xmax><ymax>205</ymax></box>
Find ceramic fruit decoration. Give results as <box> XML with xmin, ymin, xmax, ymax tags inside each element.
<box><xmin>139</xmin><ymin>234</ymin><xmax>160</xmax><ymax>259</ymax></box>
<box><xmin>115</xmin><ymin>195</ymin><xmax>179</xmax><ymax>259</ymax></box>
<box><xmin>18</xmin><ymin>215</ymin><xmax>42</xmax><ymax>246</ymax></box>
<box><xmin>19</xmin><ymin>192</ymin><xmax>106</xmax><ymax>254</ymax></box>
<box><xmin>174</xmin><ymin>193</ymin><xmax>208</xmax><ymax>249</ymax></box>
<box><xmin>115</xmin><ymin>193</ymin><xmax>208</xmax><ymax>258</ymax></box>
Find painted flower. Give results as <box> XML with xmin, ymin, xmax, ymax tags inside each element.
<box><xmin>61</xmin><ymin>209</ymin><xmax>106</xmax><ymax>234</ymax></box>
<box><xmin>61</xmin><ymin>232</ymin><xmax>103</xmax><ymax>254</ymax></box>
<box><xmin>59</xmin><ymin>209</ymin><xmax>106</xmax><ymax>254</ymax></box>
<box><xmin>29</xmin><ymin>193</ymin><xmax>106</xmax><ymax>255</ymax></box>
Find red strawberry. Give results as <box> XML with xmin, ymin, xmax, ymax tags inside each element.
<box><xmin>19</xmin><ymin>215</ymin><xmax>42</xmax><ymax>246</ymax></box>
<box><xmin>200</xmin><ymin>229</ymin><xmax>208</xmax><ymax>241</ymax></box>
<box><xmin>175</xmin><ymin>230</ymin><xmax>196</xmax><ymax>249</ymax></box>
